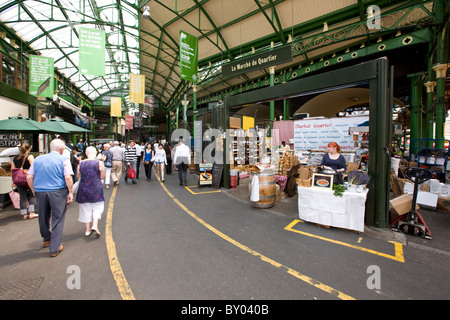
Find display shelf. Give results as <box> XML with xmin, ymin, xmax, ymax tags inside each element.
<box><xmin>410</xmin><ymin>138</ymin><xmax>450</xmax><ymax>183</ymax></box>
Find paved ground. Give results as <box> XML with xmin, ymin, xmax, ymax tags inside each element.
<box><xmin>0</xmin><ymin>166</ymin><xmax>449</xmax><ymax>307</ymax></box>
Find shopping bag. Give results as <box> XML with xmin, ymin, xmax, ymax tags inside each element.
<box><xmin>73</xmin><ymin>180</ymin><xmax>80</xmax><ymax>195</ymax></box>
<box><xmin>9</xmin><ymin>191</ymin><xmax>20</xmax><ymax>209</ymax></box>
<box><xmin>127</xmin><ymin>168</ymin><xmax>136</xmax><ymax>179</ymax></box>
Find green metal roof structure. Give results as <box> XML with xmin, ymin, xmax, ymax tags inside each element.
<box><xmin>0</xmin><ymin>0</ymin><xmax>448</xmax><ymax>117</ymax></box>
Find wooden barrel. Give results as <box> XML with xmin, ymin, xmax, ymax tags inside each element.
<box><xmin>249</xmin><ymin>169</ymin><xmax>276</xmax><ymax>209</ymax></box>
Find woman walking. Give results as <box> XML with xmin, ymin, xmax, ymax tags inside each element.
<box><xmin>143</xmin><ymin>143</ymin><xmax>154</xmax><ymax>181</ymax></box>
<box><xmin>152</xmin><ymin>144</ymin><xmax>167</xmax><ymax>182</ymax></box>
<box><xmin>164</xmin><ymin>142</ymin><xmax>172</xmax><ymax>174</ymax></box>
<box><xmin>11</xmin><ymin>143</ymin><xmax>37</xmax><ymax>220</ymax></box>
<box><xmin>101</xmin><ymin>143</ymin><xmax>113</xmax><ymax>189</ymax></box>
<box><xmin>76</xmin><ymin>146</ymin><xmax>105</xmax><ymax>237</ymax></box>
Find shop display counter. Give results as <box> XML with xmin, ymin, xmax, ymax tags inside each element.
<box><xmin>297</xmin><ymin>186</ymin><xmax>368</xmax><ymax>232</ymax></box>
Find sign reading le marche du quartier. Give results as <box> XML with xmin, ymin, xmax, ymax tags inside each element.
<box><xmin>222</xmin><ymin>45</ymin><xmax>292</xmax><ymax>78</ymax></box>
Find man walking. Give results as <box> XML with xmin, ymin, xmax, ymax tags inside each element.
<box><xmin>173</xmin><ymin>138</ymin><xmax>191</xmax><ymax>186</ymax></box>
<box><xmin>125</xmin><ymin>140</ymin><xmax>138</xmax><ymax>184</ymax></box>
<box><xmin>109</xmin><ymin>141</ymin><xmax>125</xmax><ymax>186</ymax></box>
<box><xmin>26</xmin><ymin>139</ymin><xmax>74</xmax><ymax>257</ymax></box>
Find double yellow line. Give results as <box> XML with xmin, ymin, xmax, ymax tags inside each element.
<box><xmin>105</xmin><ymin>180</ymin><xmax>357</xmax><ymax>300</ymax></box>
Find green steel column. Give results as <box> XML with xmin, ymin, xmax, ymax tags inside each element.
<box><xmin>283</xmin><ymin>99</ymin><xmax>290</xmax><ymax>120</ymax></box>
<box><xmin>192</xmin><ymin>85</ymin><xmax>198</xmax><ymax>136</ymax></box>
<box><xmin>433</xmin><ymin>0</ymin><xmax>448</xmax><ymax>149</ymax></box>
<box><xmin>408</xmin><ymin>73</ymin><xmax>423</xmax><ymax>155</ymax></box>
<box><xmin>424</xmin><ymin>80</ymin><xmax>436</xmax><ymax>147</ymax></box>
<box><xmin>432</xmin><ymin>63</ymin><xmax>448</xmax><ymax>148</ymax></box>
<box><xmin>269</xmin><ymin>67</ymin><xmax>275</xmax><ymax>131</ymax></box>
<box><xmin>374</xmin><ymin>58</ymin><xmax>391</xmax><ymax>229</ymax></box>
<box><xmin>223</xmin><ymin>100</ymin><xmax>230</xmax><ymax>188</ymax></box>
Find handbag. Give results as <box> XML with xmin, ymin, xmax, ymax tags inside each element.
<box><xmin>73</xmin><ymin>180</ymin><xmax>80</xmax><ymax>195</ymax></box>
<box><xmin>12</xmin><ymin>155</ymin><xmax>28</xmax><ymax>187</ymax></box>
<box><xmin>144</xmin><ymin>160</ymin><xmax>150</xmax><ymax>165</ymax></box>
<box><xmin>127</xmin><ymin>164</ymin><xmax>136</xmax><ymax>179</ymax></box>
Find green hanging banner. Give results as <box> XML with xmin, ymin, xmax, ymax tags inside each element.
<box><xmin>79</xmin><ymin>27</ymin><xmax>106</xmax><ymax>76</ymax></box>
<box><xmin>179</xmin><ymin>30</ymin><xmax>198</xmax><ymax>83</ymax></box>
<box><xmin>29</xmin><ymin>55</ymin><xmax>54</xmax><ymax>98</ymax></box>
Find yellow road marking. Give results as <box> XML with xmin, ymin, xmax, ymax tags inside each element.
<box><xmin>185</xmin><ymin>185</ymin><xmax>222</xmax><ymax>195</ymax></box>
<box><xmin>285</xmin><ymin>220</ymin><xmax>405</xmax><ymax>263</ymax></box>
<box><xmin>157</xmin><ymin>180</ymin><xmax>356</xmax><ymax>300</ymax></box>
<box><xmin>105</xmin><ymin>186</ymin><xmax>136</xmax><ymax>300</ymax></box>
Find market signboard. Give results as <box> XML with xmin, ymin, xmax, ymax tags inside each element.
<box><xmin>222</xmin><ymin>45</ymin><xmax>292</xmax><ymax>78</ymax></box>
<box><xmin>110</xmin><ymin>97</ymin><xmax>122</xmax><ymax>117</ymax></box>
<box><xmin>79</xmin><ymin>27</ymin><xmax>106</xmax><ymax>76</ymax></box>
<box><xmin>129</xmin><ymin>74</ymin><xmax>145</xmax><ymax>104</ymax></box>
<box><xmin>179</xmin><ymin>30</ymin><xmax>198</xmax><ymax>83</ymax></box>
<box><xmin>294</xmin><ymin>116</ymin><xmax>369</xmax><ymax>151</ymax></box>
<box><xmin>125</xmin><ymin>115</ymin><xmax>134</xmax><ymax>130</ymax></box>
<box><xmin>29</xmin><ymin>55</ymin><xmax>54</xmax><ymax>98</ymax></box>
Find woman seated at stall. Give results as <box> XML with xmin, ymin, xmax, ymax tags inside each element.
<box><xmin>320</xmin><ymin>142</ymin><xmax>347</xmax><ymax>184</ymax></box>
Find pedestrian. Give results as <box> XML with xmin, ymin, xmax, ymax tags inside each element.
<box><xmin>125</xmin><ymin>140</ymin><xmax>138</xmax><ymax>184</ymax></box>
<box><xmin>11</xmin><ymin>143</ymin><xmax>37</xmax><ymax>220</ymax></box>
<box><xmin>143</xmin><ymin>143</ymin><xmax>154</xmax><ymax>181</ymax></box>
<box><xmin>76</xmin><ymin>146</ymin><xmax>105</xmax><ymax>237</ymax></box>
<box><xmin>173</xmin><ymin>138</ymin><xmax>191</xmax><ymax>186</ymax></box>
<box><xmin>71</xmin><ymin>146</ymin><xmax>82</xmax><ymax>183</ymax></box>
<box><xmin>26</xmin><ymin>138</ymin><xmax>74</xmax><ymax>258</ymax></box>
<box><xmin>164</xmin><ymin>142</ymin><xmax>172</xmax><ymax>174</ymax></box>
<box><xmin>101</xmin><ymin>143</ymin><xmax>113</xmax><ymax>189</ymax></box>
<box><xmin>109</xmin><ymin>141</ymin><xmax>125</xmax><ymax>186</ymax></box>
<box><xmin>152</xmin><ymin>143</ymin><xmax>167</xmax><ymax>182</ymax></box>
<box><xmin>135</xmin><ymin>141</ymin><xmax>142</xmax><ymax>179</ymax></box>
<box><xmin>77</xmin><ymin>139</ymin><xmax>84</xmax><ymax>154</ymax></box>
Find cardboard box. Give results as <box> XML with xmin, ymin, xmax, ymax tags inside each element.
<box><xmin>437</xmin><ymin>196</ymin><xmax>450</xmax><ymax>213</ymax></box>
<box><xmin>417</xmin><ymin>191</ymin><xmax>438</xmax><ymax>210</ymax></box>
<box><xmin>296</xmin><ymin>178</ymin><xmax>311</xmax><ymax>188</ymax></box>
<box><xmin>390</xmin><ymin>194</ymin><xmax>415</xmax><ymax>216</ymax></box>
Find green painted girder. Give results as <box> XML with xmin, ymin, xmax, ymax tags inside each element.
<box><xmin>185</xmin><ymin>1</ymin><xmax>437</xmax><ymax>108</ymax></box>
<box><xmin>254</xmin><ymin>0</ymin><xmax>286</xmax><ymax>44</ymax></box>
<box><xmin>195</xmin><ymin>28</ymin><xmax>432</xmax><ymax>107</ymax></box>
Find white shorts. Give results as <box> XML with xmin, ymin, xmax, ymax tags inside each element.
<box><xmin>78</xmin><ymin>202</ymin><xmax>104</xmax><ymax>223</ymax></box>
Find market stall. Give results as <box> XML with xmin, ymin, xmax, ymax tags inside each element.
<box><xmin>298</xmin><ymin>186</ymin><xmax>368</xmax><ymax>232</ymax></box>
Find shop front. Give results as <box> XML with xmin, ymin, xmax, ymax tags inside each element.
<box><xmin>224</xmin><ymin>59</ymin><xmax>392</xmax><ymax>231</ymax></box>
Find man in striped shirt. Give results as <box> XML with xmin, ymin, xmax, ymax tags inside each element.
<box><xmin>125</xmin><ymin>140</ymin><xmax>138</xmax><ymax>184</ymax></box>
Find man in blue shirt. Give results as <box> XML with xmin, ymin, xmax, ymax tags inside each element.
<box><xmin>27</xmin><ymin>139</ymin><xmax>74</xmax><ymax>257</ymax></box>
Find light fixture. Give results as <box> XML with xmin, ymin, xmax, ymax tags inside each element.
<box><xmin>323</xmin><ymin>22</ymin><xmax>328</xmax><ymax>32</ymax></box>
<box><xmin>142</xmin><ymin>6</ymin><xmax>151</xmax><ymax>20</ymax></box>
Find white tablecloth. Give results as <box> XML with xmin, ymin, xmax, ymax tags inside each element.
<box><xmin>298</xmin><ymin>186</ymin><xmax>368</xmax><ymax>232</ymax></box>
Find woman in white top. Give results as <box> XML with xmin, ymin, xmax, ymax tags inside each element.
<box><xmin>152</xmin><ymin>144</ymin><xmax>167</xmax><ymax>182</ymax></box>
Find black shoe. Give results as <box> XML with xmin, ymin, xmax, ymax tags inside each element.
<box><xmin>132</xmin><ymin>181</ymin><xmax>137</xmax><ymax>184</ymax></box>
<box><xmin>184</xmin><ymin>180</ymin><xmax>187</xmax><ymax>186</ymax></box>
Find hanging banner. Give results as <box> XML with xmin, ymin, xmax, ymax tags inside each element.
<box><xmin>29</xmin><ymin>55</ymin><xmax>54</xmax><ymax>98</ymax></box>
<box><xmin>79</xmin><ymin>27</ymin><xmax>106</xmax><ymax>76</ymax></box>
<box><xmin>294</xmin><ymin>116</ymin><xmax>369</xmax><ymax>151</ymax></box>
<box><xmin>129</xmin><ymin>74</ymin><xmax>145</xmax><ymax>103</ymax></box>
<box><xmin>179</xmin><ymin>30</ymin><xmax>198</xmax><ymax>83</ymax></box>
<box><xmin>125</xmin><ymin>115</ymin><xmax>134</xmax><ymax>130</ymax></box>
<box><xmin>110</xmin><ymin>97</ymin><xmax>122</xmax><ymax>117</ymax></box>
<box><xmin>144</xmin><ymin>95</ymin><xmax>154</xmax><ymax>117</ymax></box>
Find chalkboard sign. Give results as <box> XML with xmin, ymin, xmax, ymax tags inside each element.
<box><xmin>212</xmin><ymin>162</ymin><xmax>223</xmax><ymax>189</ymax></box>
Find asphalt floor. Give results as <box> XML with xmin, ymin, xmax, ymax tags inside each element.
<box><xmin>0</xmin><ymin>165</ymin><xmax>449</xmax><ymax>305</ymax></box>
